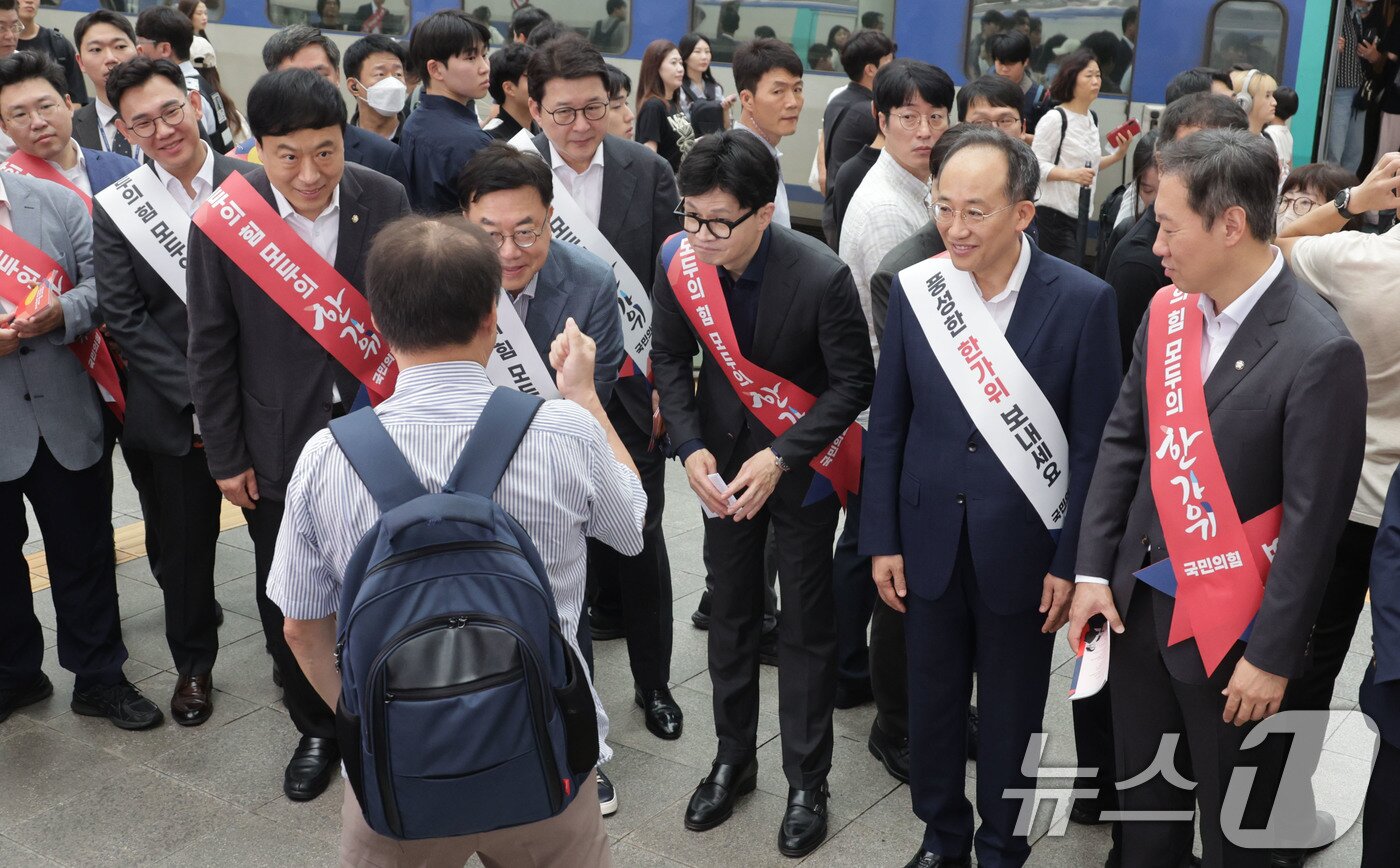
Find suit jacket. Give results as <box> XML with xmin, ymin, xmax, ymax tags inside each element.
<box><xmin>1076</xmin><ymin>266</ymin><xmax>1367</xmax><ymax>683</ymax></box>
<box><xmin>95</xmin><ymin>152</ymin><xmax>257</xmax><ymax>456</ymax></box>
<box><xmin>73</xmin><ymin>102</ymin><xmax>101</xmax><ymax>152</ymax></box>
<box><xmin>870</xmin><ymin>221</ymin><xmax>945</xmax><ymax>348</ymax></box>
<box><xmin>651</xmin><ymin>225</ymin><xmax>874</xmax><ymax>475</ymax></box>
<box><xmin>0</xmin><ymin>174</ymin><xmax>102</xmax><ymax>481</ymax></box>
<box><xmin>186</xmin><ymin>162</ymin><xmax>411</xmax><ymax>500</ymax></box>
<box><xmin>522</xmin><ymin>239</ymin><xmax>624</xmax><ymax>405</ymax></box>
<box><xmin>354</xmin><ymin>3</ymin><xmax>405</xmax><ymax>32</ymax></box>
<box><xmin>1363</xmin><ymin>465</ymin><xmax>1400</xmax><ymax>747</ymax></box>
<box><xmin>859</xmin><ymin>244</ymin><xmax>1121</xmax><ymax>613</ymax></box>
<box><xmin>82</xmin><ymin>147</ymin><xmax>138</xmax><ymax>191</ymax></box>
<box><xmin>345</xmin><ymin>124</ymin><xmax>409</xmax><ymax>189</ymax></box>
<box><xmin>1104</xmin><ymin>204</ymin><xmax>1168</xmax><ymax>370</ymax></box>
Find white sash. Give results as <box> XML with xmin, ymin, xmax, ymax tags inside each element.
<box><xmin>486</xmin><ymin>288</ymin><xmax>560</xmax><ymax>399</ymax></box>
<box><xmin>508</xmin><ymin>130</ymin><xmax>654</xmax><ymax>375</ymax></box>
<box><xmin>898</xmin><ymin>254</ymin><xmax>1070</xmax><ymax>531</ymax></box>
<box><xmin>94</xmin><ymin>164</ymin><xmax>191</xmax><ymax>303</ymax></box>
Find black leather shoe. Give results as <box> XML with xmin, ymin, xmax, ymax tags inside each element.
<box><xmin>284</xmin><ymin>735</ymin><xmax>340</xmax><ymax>801</ymax></box>
<box><xmin>170</xmin><ymin>674</ymin><xmax>214</xmax><ymax>727</ymax></box>
<box><xmin>903</xmin><ymin>849</ymin><xmax>972</xmax><ymax>868</ymax></box>
<box><xmin>835</xmin><ymin>678</ymin><xmax>873</xmax><ymax>709</ymax></box>
<box><xmin>1269</xmin><ymin>851</ymin><xmax>1305</xmax><ymax>868</ymax></box>
<box><xmin>684</xmin><ymin>758</ymin><xmax>758</xmax><ymax>831</ymax></box>
<box><xmin>759</xmin><ymin>629</ymin><xmax>779</xmax><ymax>666</ymax></box>
<box><xmin>635</xmin><ymin>687</ymin><xmax>683</xmax><ymax>740</ymax></box>
<box><xmin>868</xmin><ymin>719</ymin><xmax>910</xmax><ymax>784</ymax></box>
<box><xmin>778</xmin><ymin>782</ymin><xmax>829</xmax><ymax>857</ymax></box>
<box><xmin>966</xmin><ymin>705</ymin><xmax>979</xmax><ymax>762</ymax></box>
<box><xmin>0</xmin><ymin>672</ymin><xmax>53</xmax><ymax>724</ymax></box>
<box><xmin>1071</xmin><ymin>800</ymin><xmax>1110</xmax><ymax>825</ymax></box>
<box><xmin>590</xmin><ymin>607</ymin><xmax>625</xmax><ymax>641</ymax></box>
<box><xmin>71</xmin><ymin>679</ymin><xmax>163</xmax><ymax>730</ymax></box>
<box><xmin>691</xmin><ymin>592</ymin><xmax>711</xmax><ymax>630</ymax></box>
<box><xmin>271</xmin><ymin>663</ymin><xmax>283</xmax><ymax>688</ymax></box>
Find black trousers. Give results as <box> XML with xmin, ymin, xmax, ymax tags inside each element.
<box><xmin>1034</xmin><ymin>206</ymin><xmax>1083</xmax><ymax>267</ymax></box>
<box><xmin>1285</xmin><ymin>520</ymin><xmax>1375</xmax><ymax>713</ymax></box>
<box><xmin>702</xmin><ymin>528</ymin><xmax>780</xmax><ymax>632</ymax></box>
<box><xmin>245</xmin><ymin>498</ymin><xmax>335</xmax><ymax>740</ymax></box>
<box><xmin>704</xmin><ymin>444</ymin><xmax>839</xmax><ymax>790</ymax></box>
<box><xmin>124</xmin><ymin>445</ymin><xmax>222</xmax><ymax>677</ymax></box>
<box><xmin>1362</xmin><ymin>734</ymin><xmax>1400</xmax><ymax>867</ymax></box>
<box><xmin>905</xmin><ymin>526</ymin><xmax>1052</xmax><ymax>867</ymax></box>
<box><xmin>586</xmin><ymin>400</ymin><xmax>673</xmax><ymax>690</ymax></box>
<box><xmin>0</xmin><ymin>441</ymin><xmax>126</xmax><ymax>692</ymax></box>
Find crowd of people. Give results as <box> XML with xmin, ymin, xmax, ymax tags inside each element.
<box><xmin>1</xmin><ymin>2</ymin><xmax>1399</xmax><ymax>868</ymax></box>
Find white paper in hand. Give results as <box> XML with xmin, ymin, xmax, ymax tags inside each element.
<box><xmin>699</xmin><ymin>472</ymin><xmax>738</xmax><ymax>519</ymax></box>
<box><xmin>1069</xmin><ymin>618</ymin><xmax>1110</xmax><ymax>700</ymax></box>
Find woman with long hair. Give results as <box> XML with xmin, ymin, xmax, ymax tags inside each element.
<box><xmin>827</xmin><ymin>24</ymin><xmax>850</xmax><ymax>52</ymax></box>
<box><xmin>678</xmin><ymin>32</ymin><xmax>734</xmax><ymax>134</ymax></box>
<box><xmin>635</xmin><ymin>39</ymin><xmax>695</xmax><ymax>170</ymax></box>
<box><xmin>177</xmin><ymin>0</ymin><xmax>208</xmax><ymax>37</ymax></box>
<box><xmin>1097</xmin><ymin>130</ymin><xmax>1159</xmax><ymax>276</ymax></box>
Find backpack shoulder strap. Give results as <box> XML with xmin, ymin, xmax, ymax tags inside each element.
<box><xmin>329</xmin><ymin>408</ymin><xmax>430</xmax><ymax>513</ymax></box>
<box><xmin>444</xmin><ymin>388</ymin><xmax>544</xmax><ymax>498</ymax></box>
<box><xmin>1053</xmin><ymin>107</ymin><xmax>1069</xmax><ymax>166</ymax></box>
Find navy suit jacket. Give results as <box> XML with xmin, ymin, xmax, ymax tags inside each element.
<box><xmin>1362</xmin><ymin>466</ymin><xmax>1400</xmax><ymax>747</ymax></box>
<box><xmin>522</xmin><ymin>239</ymin><xmax>624</xmax><ymax>405</ymax></box>
<box><xmin>859</xmin><ymin>243</ymin><xmax>1122</xmax><ymax>614</ymax></box>
<box><xmin>344</xmin><ymin>124</ymin><xmax>409</xmax><ymax>189</ymax></box>
<box><xmin>83</xmin><ymin>147</ymin><xmax>138</xmax><ymax>193</ymax></box>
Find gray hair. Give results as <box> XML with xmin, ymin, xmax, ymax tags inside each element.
<box><xmin>1156</xmin><ymin>128</ymin><xmax>1278</xmax><ymax>242</ymax></box>
<box><xmin>937</xmin><ymin>124</ymin><xmax>1040</xmax><ymax>204</ymax></box>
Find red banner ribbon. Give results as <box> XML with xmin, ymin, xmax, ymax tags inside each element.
<box><xmin>2</xmin><ymin>150</ymin><xmax>93</xmax><ymax>214</ymax></box>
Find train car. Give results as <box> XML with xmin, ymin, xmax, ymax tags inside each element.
<box><xmin>40</xmin><ymin>0</ymin><xmax>1338</xmax><ymax>233</ymax></box>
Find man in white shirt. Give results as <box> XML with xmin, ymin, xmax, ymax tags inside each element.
<box><xmin>731</xmin><ymin>38</ymin><xmax>803</xmax><ymax>228</ymax></box>
<box><xmin>71</xmin><ymin>9</ymin><xmax>138</xmax><ymax>159</ymax></box>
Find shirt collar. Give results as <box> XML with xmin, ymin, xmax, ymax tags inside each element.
<box><xmin>727</xmin><ymin>226</ymin><xmax>772</xmax><ymax>287</ymax></box>
<box><xmin>733</xmin><ymin>119</ymin><xmax>782</xmax><ymax>159</ymax></box>
<box><xmin>511</xmin><ymin>271</ymin><xmax>540</xmax><ymax>301</ymax></box>
<box><xmin>979</xmin><ymin>234</ymin><xmax>1033</xmax><ymax>305</ymax></box>
<box><xmin>418</xmin><ymin>93</ymin><xmax>480</xmax><ymax>122</ymax></box>
<box><xmin>550</xmin><ymin>138</ymin><xmax>605</xmax><ymax>175</ymax></box>
<box><xmin>95</xmin><ymin>98</ymin><xmax>118</xmax><ymax>127</ymax></box>
<box><xmin>153</xmin><ymin>140</ymin><xmax>213</xmax><ymax>192</ymax></box>
<box><xmin>271</xmin><ymin>182</ymin><xmax>341</xmax><ymax>222</ymax></box>
<box><xmin>48</xmin><ymin>143</ymin><xmax>84</xmax><ymax>177</ymax></box>
<box><xmin>385</xmin><ymin>360</ymin><xmax>493</xmax><ymax>403</ymax></box>
<box><xmin>1197</xmin><ymin>247</ymin><xmax>1284</xmax><ymax>328</ymax></box>
<box><xmin>874</xmin><ymin>148</ymin><xmax>931</xmax><ymax>204</ymax></box>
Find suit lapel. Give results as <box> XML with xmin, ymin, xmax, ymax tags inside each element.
<box><xmin>1002</xmin><ymin>244</ymin><xmax>1058</xmax><ymax>359</ymax></box>
<box><xmin>598</xmin><ymin>137</ymin><xmax>635</xmax><ymax>240</ymax></box>
<box><xmin>1203</xmin><ymin>273</ymin><xmax>1289</xmax><ymax>412</ymax></box>
<box><xmin>750</xmin><ymin>228</ymin><xmax>797</xmax><ymax>366</ymax></box>
<box><xmin>335</xmin><ymin>167</ymin><xmax>368</xmax><ymax>281</ymax></box>
<box><xmin>524</xmin><ymin>249</ymin><xmax>568</xmax><ymax>351</ymax></box>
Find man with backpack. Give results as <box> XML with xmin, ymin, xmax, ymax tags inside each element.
<box><xmin>989</xmin><ymin>30</ymin><xmax>1052</xmax><ymax>135</ymax></box>
<box><xmin>269</xmin><ymin>213</ymin><xmax>645</xmax><ymax>864</ymax></box>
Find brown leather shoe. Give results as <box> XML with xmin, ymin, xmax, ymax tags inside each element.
<box><xmin>170</xmin><ymin>674</ymin><xmax>213</xmax><ymax>727</ymax></box>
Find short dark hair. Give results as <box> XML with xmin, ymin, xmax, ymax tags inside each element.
<box><xmin>754</xmin><ymin>25</ymin><xmax>777</xmax><ymax>40</ymax></box>
<box><xmin>1122</xmin><ymin>5</ymin><xmax>1139</xmax><ymax>31</ymax></box>
<box><xmin>0</xmin><ymin>51</ymin><xmax>70</xmax><ymax>102</ymax></box>
<box><xmin>456</xmin><ymin>140</ymin><xmax>553</xmax><ymax>209</ymax></box>
<box><xmin>489</xmin><ymin>42</ymin><xmax>533</xmax><ymax>105</ymax></box>
<box><xmin>1283</xmin><ymin>162</ymin><xmax>1361</xmax><ymax>229</ymax></box>
<box><xmin>606</xmin><ymin>0</ymin><xmax>626</xmax><ymax>14</ymax></box>
<box><xmin>410</xmin><ymin>10</ymin><xmax>489</xmax><ymax>77</ymax></box>
<box><xmin>1273</xmin><ymin>86</ymin><xmax>1298</xmax><ymax>121</ymax></box>
<box><xmin>1156</xmin><ymin>128</ymin><xmax>1279</xmax><ymax>242</ymax></box>
<box><xmin>365</xmin><ymin>215</ymin><xmax>501</xmax><ymax>353</ymax></box>
<box><xmin>247</xmin><ymin>67</ymin><xmax>346</xmax><ymax>140</ymax></box>
<box><xmin>1081</xmin><ymin>31</ymin><xmax>1121</xmax><ymax>74</ymax></box>
<box><xmin>74</xmin><ymin>9</ymin><xmax>135</xmax><ymax>49</ymax></box>
<box><xmin>872</xmin><ymin>59</ymin><xmax>954</xmax><ymax>116</ymax></box>
<box><xmin>839</xmin><ymin>28</ymin><xmax>894</xmax><ymax>82</ymax></box>
<box><xmin>1158</xmin><ymin>92</ymin><xmax>1248</xmax><ymax>142</ymax></box>
<box><xmin>1165</xmin><ymin>66</ymin><xmax>1233</xmax><ymax>104</ymax></box>
<box><xmin>262</xmin><ymin>24</ymin><xmax>340</xmax><ymax>73</ymax></box>
<box><xmin>509</xmin><ymin>5</ymin><xmax>551</xmax><ymax>41</ymax></box>
<box><xmin>956</xmin><ymin>74</ymin><xmax>1024</xmax><ymax>122</ymax></box>
<box><xmin>988</xmin><ymin>30</ymin><xmax>1031</xmax><ymax>66</ymax></box>
<box><xmin>605</xmin><ymin>63</ymin><xmax>630</xmax><ymax>99</ymax></box>
<box><xmin>135</xmin><ymin>6</ymin><xmax>193</xmax><ymax>62</ymax></box>
<box><xmin>106</xmin><ymin>56</ymin><xmax>185</xmax><ymax>116</ymax></box>
<box><xmin>0</xmin><ymin>1</ymin><xmax>15</xmax><ymax>10</ymax></box>
<box><xmin>806</xmin><ymin>43</ymin><xmax>832</xmax><ymax>69</ymax></box>
<box><xmin>981</xmin><ymin>10</ymin><xmax>1006</xmax><ymax>28</ymax></box>
<box><xmin>1047</xmin><ymin>48</ymin><xmax>1097</xmax><ymax>103</ymax></box>
<box><xmin>861</xmin><ymin>11</ymin><xmax>884</xmax><ymax>29</ymax></box>
<box><xmin>676</xmin><ymin>130</ymin><xmax>778</xmax><ymax>212</ymax></box>
<box><xmin>732</xmin><ymin>38</ymin><xmax>802</xmax><ymax>96</ymax></box>
<box><xmin>526</xmin><ymin>32</ymin><xmax>608</xmax><ymax>105</ymax></box>
<box><xmin>938</xmin><ymin>124</ymin><xmax>1040</xmax><ymax>204</ymax></box>
<box><xmin>526</xmin><ymin>19</ymin><xmax>565</xmax><ymax>48</ymax></box>
<box><xmin>719</xmin><ymin>2</ymin><xmax>740</xmax><ymax>35</ymax></box>
<box><xmin>344</xmin><ymin>34</ymin><xmax>407</xmax><ymax>81</ymax></box>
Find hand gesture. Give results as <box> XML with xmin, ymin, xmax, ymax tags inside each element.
<box><xmin>548</xmin><ymin>317</ymin><xmax>598</xmax><ymax>404</ymax></box>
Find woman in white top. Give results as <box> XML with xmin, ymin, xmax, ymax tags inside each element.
<box><xmin>1031</xmin><ymin>49</ymin><xmax>1132</xmax><ymax>266</ymax></box>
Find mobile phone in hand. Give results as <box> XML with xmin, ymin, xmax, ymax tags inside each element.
<box><xmin>1107</xmin><ymin>118</ymin><xmax>1141</xmax><ymax>149</ymax></box>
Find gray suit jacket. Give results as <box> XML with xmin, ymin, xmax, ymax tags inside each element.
<box><xmin>95</xmin><ymin>153</ymin><xmax>258</xmax><ymax>456</ymax></box>
<box><xmin>1076</xmin><ymin>266</ymin><xmax>1367</xmax><ymax>683</ymax></box>
<box><xmin>186</xmin><ymin>162</ymin><xmax>411</xmax><ymax>500</ymax></box>
<box><xmin>522</xmin><ymin>239</ymin><xmax>624</xmax><ymax>405</ymax></box>
<box><xmin>0</xmin><ymin>173</ymin><xmax>102</xmax><ymax>481</ymax></box>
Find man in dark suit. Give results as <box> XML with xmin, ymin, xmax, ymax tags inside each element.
<box><xmin>651</xmin><ymin>131</ymin><xmax>873</xmax><ymax>858</ymax></box>
<box><xmin>524</xmin><ymin>34</ymin><xmax>686</xmax><ymax>748</ymax></box>
<box><xmin>187</xmin><ymin>69</ymin><xmax>410</xmax><ymax>802</ymax></box>
<box><xmin>821</xmin><ymin>28</ymin><xmax>892</xmax><ymax>247</ymax></box>
<box><xmin>1069</xmin><ymin>130</ymin><xmax>1367</xmax><ymax>868</ymax></box>
<box><xmin>1361</xmin><ymin>465</ymin><xmax>1400</xmax><ymax>866</ymax></box>
<box><xmin>861</xmin><ymin>128</ymin><xmax>1121</xmax><ymax>868</ymax></box>
<box><xmin>71</xmin><ymin>9</ymin><xmax>139</xmax><ymax>157</ymax></box>
<box><xmin>95</xmin><ymin>57</ymin><xmax>256</xmax><ymax>727</ymax></box>
<box><xmin>355</xmin><ymin>0</ymin><xmax>404</xmax><ymax>35</ymax></box>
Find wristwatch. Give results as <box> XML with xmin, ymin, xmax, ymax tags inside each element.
<box><xmin>1334</xmin><ymin>187</ymin><xmax>1359</xmax><ymax>220</ymax></box>
<box><xmin>771</xmin><ymin>448</ymin><xmax>790</xmax><ymax>473</ymax></box>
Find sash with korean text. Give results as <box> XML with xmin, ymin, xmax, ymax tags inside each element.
<box><xmin>1</xmin><ymin>150</ymin><xmax>92</xmax><ymax>214</ymax></box>
<box><xmin>508</xmin><ymin>129</ymin><xmax>654</xmax><ymax>380</ymax></box>
<box><xmin>0</xmin><ymin>228</ymin><xmax>124</xmax><ymax>420</ymax></box>
<box><xmin>93</xmin><ymin>165</ymin><xmax>191</xmax><ymax>302</ymax></box>
<box><xmin>1144</xmin><ymin>284</ymin><xmax>1279</xmax><ymax>676</ymax></box>
<box><xmin>898</xmin><ymin>253</ymin><xmax>1070</xmax><ymax>532</ymax></box>
<box><xmin>661</xmin><ymin>232</ymin><xmax>861</xmax><ymax>505</ymax></box>
<box><xmin>485</xmin><ymin>288</ymin><xmax>560</xmax><ymax>399</ymax></box>
<box><xmin>191</xmin><ymin>171</ymin><xmax>397</xmax><ymax>402</ymax></box>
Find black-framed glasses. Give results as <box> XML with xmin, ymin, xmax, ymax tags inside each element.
<box><xmin>541</xmin><ymin>101</ymin><xmax>608</xmax><ymax>126</ymax></box>
<box><xmin>486</xmin><ymin>226</ymin><xmax>546</xmax><ymax>249</ymax></box>
<box><xmin>125</xmin><ymin>102</ymin><xmax>186</xmax><ymax>138</ymax></box>
<box><xmin>674</xmin><ymin>203</ymin><xmax>756</xmax><ymax>240</ymax></box>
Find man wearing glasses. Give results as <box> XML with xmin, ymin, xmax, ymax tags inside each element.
<box><xmin>651</xmin><ymin>131</ymin><xmax>872</xmax><ymax>858</ymax></box>
<box><xmin>860</xmin><ymin>127</ymin><xmax>1120</xmax><ymax>868</ymax></box>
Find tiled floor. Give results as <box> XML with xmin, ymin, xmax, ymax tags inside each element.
<box><xmin>0</xmin><ymin>455</ymin><xmax>1378</xmax><ymax>866</ymax></box>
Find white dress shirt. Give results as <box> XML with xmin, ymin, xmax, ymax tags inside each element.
<box><xmin>152</xmin><ymin>141</ymin><xmax>215</xmax><ymax>215</ymax></box>
<box><xmin>974</xmin><ymin>233</ymin><xmax>1032</xmax><ymax>335</ymax></box>
<box><xmin>51</xmin><ymin>145</ymin><xmax>91</xmax><ymax>197</ymax></box>
<box><xmin>550</xmin><ymin>142</ymin><xmax>605</xmax><ymax>227</ymax></box>
<box><xmin>271</xmin><ymin>183</ymin><xmax>342</xmax><ymax>402</ymax></box>
<box><xmin>733</xmin><ymin>118</ymin><xmax>789</xmax><ymax>228</ymax></box>
<box><xmin>95</xmin><ymin>98</ymin><xmax>142</xmax><ymax>162</ymax></box>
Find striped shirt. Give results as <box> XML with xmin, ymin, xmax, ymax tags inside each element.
<box><xmin>266</xmin><ymin>361</ymin><xmax>647</xmax><ymax>762</ymax></box>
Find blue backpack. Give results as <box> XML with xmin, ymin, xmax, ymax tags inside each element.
<box><xmin>329</xmin><ymin>389</ymin><xmax>598</xmax><ymax>840</ymax></box>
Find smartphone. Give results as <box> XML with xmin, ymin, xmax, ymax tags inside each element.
<box><xmin>1107</xmin><ymin>118</ymin><xmax>1141</xmax><ymax>149</ymax></box>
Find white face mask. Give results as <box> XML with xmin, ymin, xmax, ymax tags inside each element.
<box><xmin>363</xmin><ymin>76</ymin><xmax>407</xmax><ymax>116</ymax></box>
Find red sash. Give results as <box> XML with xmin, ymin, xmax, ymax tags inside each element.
<box><xmin>1144</xmin><ymin>285</ymin><xmax>1275</xmax><ymax>676</ymax></box>
<box><xmin>192</xmin><ymin>172</ymin><xmax>397</xmax><ymax>402</ymax></box>
<box><xmin>663</xmin><ymin>233</ymin><xmax>861</xmax><ymax>504</ymax></box>
<box><xmin>2</xmin><ymin>150</ymin><xmax>93</xmax><ymax>214</ymax></box>
<box><xmin>0</xmin><ymin>228</ymin><xmax>124</xmax><ymax>421</ymax></box>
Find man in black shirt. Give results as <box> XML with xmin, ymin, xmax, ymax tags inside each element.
<box><xmin>821</xmin><ymin>28</ymin><xmax>892</xmax><ymax>246</ymax></box>
<box><xmin>487</xmin><ymin>42</ymin><xmax>535</xmax><ymax>141</ymax></box>
<box><xmin>18</xmin><ymin>0</ymin><xmax>86</xmax><ymax>104</ymax></box>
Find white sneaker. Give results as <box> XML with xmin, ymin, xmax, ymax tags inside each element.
<box><xmin>597</xmin><ymin>769</ymin><xmax>619</xmax><ymax>816</ymax></box>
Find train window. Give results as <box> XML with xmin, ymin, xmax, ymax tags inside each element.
<box><xmin>95</xmin><ymin>0</ymin><xmax>225</xmax><ymax>22</ymax></box>
<box><xmin>1205</xmin><ymin>0</ymin><xmax>1285</xmax><ymax>81</ymax></box>
<box><xmin>686</xmin><ymin>1</ymin><xmax>895</xmax><ymax>71</ymax></box>
<box><xmin>964</xmin><ymin>2</ymin><xmax>1138</xmax><ymax>95</ymax></box>
<box><xmin>266</xmin><ymin>0</ymin><xmax>410</xmax><ymax>36</ymax></box>
<box><xmin>462</xmin><ymin>2</ymin><xmax>631</xmax><ymax>55</ymax></box>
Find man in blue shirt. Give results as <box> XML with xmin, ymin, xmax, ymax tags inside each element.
<box><xmin>400</xmin><ymin>10</ymin><xmax>492</xmax><ymax>214</ymax></box>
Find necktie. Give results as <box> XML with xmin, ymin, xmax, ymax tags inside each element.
<box><xmin>111</xmin><ymin>126</ymin><xmax>133</xmax><ymax>159</ymax></box>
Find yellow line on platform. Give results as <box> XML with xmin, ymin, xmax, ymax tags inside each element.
<box><xmin>28</xmin><ymin>501</ymin><xmax>247</xmax><ymax>594</ymax></box>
